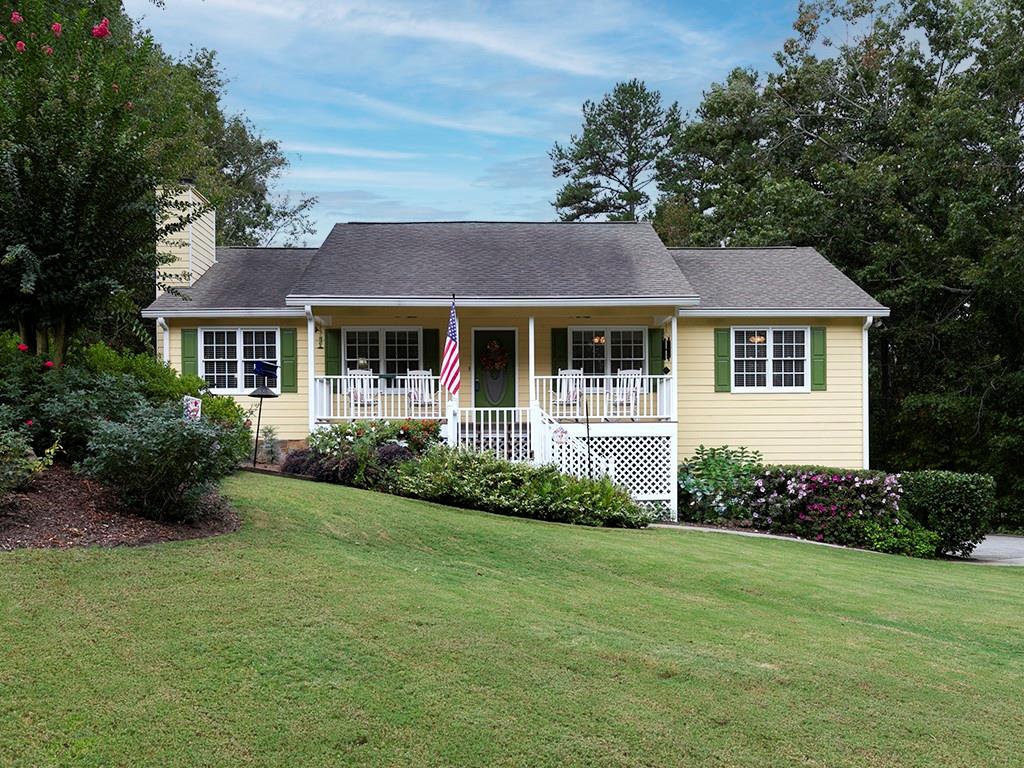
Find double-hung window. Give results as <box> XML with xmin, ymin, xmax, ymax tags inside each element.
<box><xmin>569</xmin><ymin>328</ymin><xmax>646</xmax><ymax>376</ymax></box>
<box><xmin>732</xmin><ymin>327</ymin><xmax>808</xmax><ymax>392</ymax></box>
<box><xmin>343</xmin><ymin>328</ymin><xmax>422</xmax><ymax>379</ymax></box>
<box><xmin>200</xmin><ymin>328</ymin><xmax>279</xmax><ymax>394</ymax></box>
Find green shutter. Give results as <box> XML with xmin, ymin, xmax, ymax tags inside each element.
<box><xmin>714</xmin><ymin>328</ymin><xmax>731</xmax><ymax>392</ymax></box>
<box><xmin>551</xmin><ymin>328</ymin><xmax>568</xmax><ymax>374</ymax></box>
<box><xmin>422</xmin><ymin>328</ymin><xmax>440</xmax><ymax>374</ymax></box>
<box><xmin>280</xmin><ymin>327</ymin><xmax>297</xmax><ymax>393</ymax></box>
<box><xmin>647</xmin><ymin>328</ymin><xmax>665</xmax><ymax>374</ymax></box>
<box><xmin>181</xmin><ymin>328</ymin><xmax>198</xmax><ymax>378</ymax></box>
<box><xmin>810</xmin><ymin>326</ymin><xmax>827</xmax><ymax>391</ymax></box>
<box><xmin>324</xmin><ymin>329</ymin><xmax>341</xmax><ymax>375</ymax></box>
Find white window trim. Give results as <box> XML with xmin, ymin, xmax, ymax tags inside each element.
<box><xmin>567</xmin><ymin>326</ymin><xmax>648</xmax><ymax>377</ymax></box>
<box><xmin>341</xmin><ymin>326</ymin><xmax>424</xmax><ymax>380</ymax></box>
<box><xmin>199</xmin><ymin>326</ymin><xmax>281</xmax><ymax>396</ymax></box>
<box><xmin>730</xmin><ymin>325</ymin><xmax>811</xmax><ymax>393</ymax></box>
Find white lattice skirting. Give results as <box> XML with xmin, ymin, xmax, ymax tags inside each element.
<box><xmin>561</xmin><ymin>423</ymin><xmax>678</xmax><ymax>520</ymax></box>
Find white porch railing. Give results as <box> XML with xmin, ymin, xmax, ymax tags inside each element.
<box><xmin>449</xmin><ymin>406</ymin><xmax>533</xmax><ymax>463</ymax></box>
<box><xmin>314</xmin><ymin>374</ymin><xmax>444</xmax><ymax>421</ymax></box>
<box><xmin>533</xmin><ymin>407</ymin><xmax>615</xmax><ymax>479</ymax></box>
<box><xmin>533</xmin><ymin>374</ymin><xmax>674</xmax><ymax>421</ymax></box>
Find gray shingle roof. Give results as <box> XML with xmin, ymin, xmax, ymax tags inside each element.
<box><xmin>287</xmin><ymin>221</ymin><xmax>695</xmax><ymax>301</ymax></box>
<box><xmin>671</xmin><ymin>247</ymin><xmax>888</xmax><ymax>314</ymax></box>
<box><xmin>145</xmin><ymin>247</ymin><xmax>316</xmax><ymax>314</ymax></box>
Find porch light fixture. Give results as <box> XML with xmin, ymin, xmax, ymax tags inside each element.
<box><xmin>748</xmin><ymin>333</ymin><xmax>767</xmax><ymax>344</ymax></box>
<box><xmin>591</xmin><ymin>333</ymin><xmax>606</xmax><ymax>345</ymax></box>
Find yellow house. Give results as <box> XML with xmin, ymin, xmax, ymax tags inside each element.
<box><xmin>143</xmin><ymin>192</ymin><xmax>888</xmax><ymax>519</ymax></box>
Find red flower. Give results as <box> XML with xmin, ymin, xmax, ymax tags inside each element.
<box><xmin>15</xmin><ymin>40</ymin><xmax>26</xmax><ymax>52</ymax></box>
<box><xmin>11</xmin><ymin>11</ymin><xmax>24</xmax><ymax>24</ymax></box>
<box><xmin>124</xmin><ymin>100</ymin><xmax>134</xmax><ymax>111</ymax></box>
<box><xmin>17</xmin><ymin>342</ymin><xmax>28</xmax><ymax>352</ymax></box>
<box><xmin>0</xmin><ymin>34</ymin><xmax>5</xmax><ymax>42</ymax></box>
<box><xmin>43</xmin><ymin>45</ymin><xmax>52</xmax><ymax>55</ymax></box>
<box><xmin>91</xmin><ymin>18</ymin><xmax>110</xmax><ymax>38</ymax></box>
<box><xmin>43</xmin><ymin>360</ymin><xmax>54</xmax><ymax>369</ymax></box>
<box><xmin>24</xmin><ymin>419</ymin><xmax>33</xmax><ymax>427</ymax></box>
<box><xmin>51</xmin><ymin>22</ymin><xmax>61</xmax><ymax>37</ymax></box>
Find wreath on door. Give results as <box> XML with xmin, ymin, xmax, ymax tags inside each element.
<box><xmin>480</xmin><ymin>339</ymin><xmax>510</xmax><ymax>372</ymax></box>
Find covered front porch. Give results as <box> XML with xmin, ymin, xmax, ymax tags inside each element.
<box><xmin>302</xmin><ymin>303</ymin><xmax>680</xmax><ymax>517</ymax></box>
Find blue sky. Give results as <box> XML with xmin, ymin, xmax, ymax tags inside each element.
<box><xmin>123</xmin><ymin>0</ymin><xmax>800</xmax><ymax>244</ymax></box>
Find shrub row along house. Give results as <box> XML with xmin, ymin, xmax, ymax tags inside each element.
<box><xmin>144</xmin><ymin>186</ymin><xmax>888</xmax><ymax>518</ymax></box>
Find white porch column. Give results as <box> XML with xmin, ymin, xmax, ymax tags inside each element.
<box><xmin>670</xmin><ymin>313</ymin><xmax>679</xmax><ymax>422</ymax></box>
<box><xmin>305</xmin><ymin>305</ymin><xmax>316</xmax><ymax>434</ymax></box>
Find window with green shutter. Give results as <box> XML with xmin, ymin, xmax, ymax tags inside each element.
<box><xmin>280</xmin><ymin>328</ymin><xmax>297</xmax><ymax>393</ymax></box>
<box><xmin>181</xmin><ymin>328</ymin><xmax>198</xmax><ymax>378</ymax></box>
<box><xmin>714</xmin><ymin>328</ymin><xmax>731</xmax><ymax>392</ymax></box>
<box><xmin>324</xmin><ymin>329</ymin><xmax>341</xmax><ymax>375</ymax></box>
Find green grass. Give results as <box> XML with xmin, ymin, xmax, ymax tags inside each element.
<box><xmin>2</xmin><ymin>474</ymin><xmax>1023</xmax><ymax>767</ymax></box>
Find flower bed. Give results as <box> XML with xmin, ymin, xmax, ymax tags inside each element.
<box><xmin>677</xmin><ymin>445</ymin><xmax>994</xmax><ymax>558</ymax></box>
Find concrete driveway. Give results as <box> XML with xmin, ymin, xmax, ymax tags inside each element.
<box><xmin>971</xmin><ymin>535</ymin><xmax>1024</xmax><ymax>566</ymax></box>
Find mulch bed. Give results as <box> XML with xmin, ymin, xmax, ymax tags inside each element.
<box><xmin>0</xmin><ymin>465</ymin><xmax>240</xmax><ymax>551</ymax></box>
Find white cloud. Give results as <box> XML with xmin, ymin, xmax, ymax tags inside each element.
<box><xmin>282</xmin><ymin>142</ymin><xmax>421</xmax><ymax>160</ymax></box>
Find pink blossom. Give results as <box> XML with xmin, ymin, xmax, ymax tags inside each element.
<box><xmin>91</xmin><ymin>18</ymin><xmax>110</xmax><ymax>38</ymax></box>
<box><xmin>17</xmin><ymin>342</ymin><xmax>28</xmax><ymax>352</ymax></box>
<box><xmin>15</xmin><ymin>40</ymin><xmax>26</xmax><ymax>52</ymax></box>
<box><xmin>51</xmin><ymin>22</ymin><xmax>61</xmax><ymax>37</ymax></box>
<box><xmin>43</xmin><ymin>360</ymin><xmax>54</xmax><ymax>369</ymax></box>
<box><xmin>0</xmin><ymin>34</ymin><xmax>5</xmax><ymax>42</ymax></box>
<box><xmin>11</xmin><ymin>11</ymin><xmax>24</xmax><ymax>24</ymax></box>
<box><xmin>24</xmin><ymin>419</ymin><xmax>33</xmax><ymax>427</ymax></box>
<box><xmin>43</xmin><ymin>45</ymin><xmax>52</xmax><ymax>55</ymax></box>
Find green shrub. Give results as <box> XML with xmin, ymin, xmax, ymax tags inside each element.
<box><xmin>678</xmin><ymin>445</ymin><xmax>762</xmax><ymax>522</ymax></box>
<box><xmin>309</xmin><ymin>419</ymin><xmax>441</xmax><ymax>457</ymax></box>
<box><xmin>76</xmin><ymin>343</ymin><xmax>205</xmax><ymax>404</ymax></box>
<box><xmin>0</xmin><ymin>428</ymin><xmax>38</xmax><ymax>495</ymax></box>
<box><xmin>847</xmin><ymin>518</ymin><xmax>941</xmax><ymax>558</ymax></box>
<box><xmin>903</xmin><ymin>470</ymin><xmax>996</xmax><ymax>557</ymax></box>
<box><xmin>79</xmin><ymin>404</ymin><xmax>248</xmax><ymax>521</ymax></box>
<box><xmin>392</xmin><ymin>446</ymin><xmax>651</xmax><ymax>528</ymax></box>
<box><xmin>37</xmin><ymin>369</ymin><xmax>146</xmax><ymax>461</ymax></box>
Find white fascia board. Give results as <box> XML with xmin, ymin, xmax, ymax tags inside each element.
<box><xmin>678</xmin><ymin>307</ymin><xmax>890</xmax><ymax>318</ymax></box>
<box><xmin>140</xmin><ymin>307</ymin><xmax>307</xmax><ymax>319</ymax></box>
<box><xmin>285</xmin><ymin>295</ymin><xmax>700</xmax><ymax>308</ymax></box>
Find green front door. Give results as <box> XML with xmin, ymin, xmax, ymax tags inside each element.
<box><xmin>473</xmin><ymin>329</ymin><xmax>516</xmax><ymax>408</ymax></box>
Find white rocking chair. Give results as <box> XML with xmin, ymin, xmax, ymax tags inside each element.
<box><xmin>346</xmin><ymin>369</ymin><xmax>379</xmax><ymax>415</ymax></box>
<box><xmin>610</xmin><ymin>369</ymin><xmax>643</xmax><ymax>418</ymax></box>
<box><xmin>551</xmin><ymin>368</ymin><xmax>584</xmax><ymax>418</ymax></box>
<box><xmin>405</xmin><ymin>369</ymin><xmax>435</xmax><ymax>415</ymax></box>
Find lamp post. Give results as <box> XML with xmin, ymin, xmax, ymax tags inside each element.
<box><xmin>249</xmin><ymin>361</ymin><xmax>280</xmax><ymax>467</ymax></box>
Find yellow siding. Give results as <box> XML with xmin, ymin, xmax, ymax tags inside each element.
<box><xmin>314</xmin><ymin>305</ymin><xmax>676</xmax><ymax>410</ymax></box>
<box><xmin>166</xmin><ymin>318</ymin><xmax>309</xmax><ymax>441</ymax></box>
<box><xmin>157</xmin><ymin>187</ymin><xmax>216</xmax><ymax>293</ymax></box>
<box><xmin>676</xmin><ymin>317</ymin><xmax>865</xmax><ymax>468</ymax></box>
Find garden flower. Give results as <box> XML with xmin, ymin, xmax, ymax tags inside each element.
<box><xmin>91</xmin><ymin>18</ymin><xmax>110</xmax><ymax>38</ymax></box>
<box><xmin>0</xmin><ymin>34</ymin><xmax>5</xmax><ymax>42</ymax></box>
<box><xmin>43</xmin><ymin>45</ymin><xmax>52</xmax><ymax>55</ymax></box>
<box><xmin>17</xmin><ymin>342</ymin><xmax>28</xmax><ymax>351</ymax></box>
<box><xmin>51</xmin><ymin>22</ymin><xmax>61</xmax><ymax>36</ymax></box>
<box><xmin>15</xmin><ymin>40</ymin><xmax>26</xmax><ymax>52</ymax></box>
<box><xmin>43</xmin><ymin>360</ymin><xmax>54</xmax><ymax>368</ymax></box>
<box><xmin>24</xmin><ymin>419</ymin><xmax>33</xmax><ymax>427</ymax></box>
<box><xmin>11</xmin><ymin>11</ymin><xmax>23</xmax><ymax>24</ymax></box>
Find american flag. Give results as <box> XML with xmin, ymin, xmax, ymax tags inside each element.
<box><xmin>440</xmin><ymin>300</ymin><xmax>461</xmax><ymax>395</ymax></box>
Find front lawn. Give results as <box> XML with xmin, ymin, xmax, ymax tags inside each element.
<box><xmin>1</xmin><ymin>473</ymin><xmax>1022</xmax><ymax>767</ymax></box>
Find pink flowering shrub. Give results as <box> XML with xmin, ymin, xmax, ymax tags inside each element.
<box><xmin>679</xmin><ymin>447</ymin><xmax>941</xmax><ymax>557</ymax></box>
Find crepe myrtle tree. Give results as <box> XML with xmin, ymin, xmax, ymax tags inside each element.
<box><xmin>0</xmin><ymin>3</ymin><xmax>199</xmax><ymax>363</ymax></box>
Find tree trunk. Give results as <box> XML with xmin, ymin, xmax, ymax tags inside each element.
<box><xmin>51</xmin><ymin>318</ymin><xmax>68</xmax><ymax>366</ymax></box>
<box><xmin>35</xmin><ymin>327</ymin><xmax>49</xmax><ymax>357</ymax></box>
<box><xmin>19</xmin><ymin>317</ymin><xmax>36</xmax><ymax>353</ymax></box>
